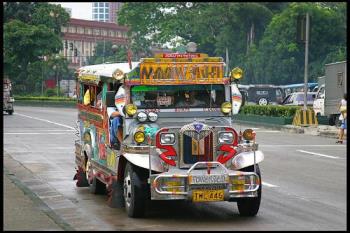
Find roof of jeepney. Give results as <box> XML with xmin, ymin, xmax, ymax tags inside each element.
<box><xmin>78</xmin><ymin>62</ymin><xmax>140</xmax><ymax>77</ymax></box>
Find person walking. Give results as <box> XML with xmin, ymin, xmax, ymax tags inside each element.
<box><xmin>336</xmin><ymin>93</ymin><xmax>347</xmax><ymax>144</ymax></box>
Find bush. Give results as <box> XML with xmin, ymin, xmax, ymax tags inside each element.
<box><xmin>45</xmin><ymin>88</ymin><xmax>64</xmax><ymax>97</ymax></box>
<box><xmin>240</xmin><ymin>105</ymin><xmax>302</xmax><ymax>117</ymax></box>
<box><xmin>14</xmin><ymin>95</ymin><xmax>76</xmax><ymax>102</ymax></box>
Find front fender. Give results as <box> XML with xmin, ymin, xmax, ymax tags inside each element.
<box><xmin>123</xmin><ymin>153</ymin><xmax>164</xmax><ymax>173</ymax></box>
<box><xmin>231</xmin><ymin>150</ymin><xmax>264</xmax><ymax>170</ymax></box>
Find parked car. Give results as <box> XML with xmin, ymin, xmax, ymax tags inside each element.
<box><xmin>281</xmin><ymin>83</ymin><xmax>318</xmax><ymax>97</ymax></box>
<box><xmin>282</xmin><ymin>92</ymin><xmax>317</xmax><ymax>106</ymax></box>
<box><xmin>245</xmin><ymin>85</ymin><xmax>285</xmax><ymax>105</ymax></box>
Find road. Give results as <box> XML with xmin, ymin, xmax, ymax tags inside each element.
<box><xmin>3</xmin><ymin>106</ymin><xmax>347</xmax><ymax>230</ymax></box>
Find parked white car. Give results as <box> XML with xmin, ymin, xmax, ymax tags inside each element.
<box><xmin>282</xmin><ymin>92</ymin><xmax>317</xmax><ymax>106</ymax></box>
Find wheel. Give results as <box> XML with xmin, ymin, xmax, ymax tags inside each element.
<box><xmin>86</xmin><ymin>159</ymin><xmax>106</xmax><ymax>194</ymax></box>
<box><xmin>7</xmin><ymin>110</ymin><xmax>13</xmax><ymax>115</ymax></box>
<box><xmin>123</xmin><ymin>162</ymin><xmax>148</xmax><ymax>218</ymax></box>
<box><xmin>257</xmin><ymin>98</ymin><xmax>268</xmax><ymax>106</ymax></box>
<box><xmin>237</xmin><ymin>164</ymin><xmax>262</xmax><ymax>216</ymax></box>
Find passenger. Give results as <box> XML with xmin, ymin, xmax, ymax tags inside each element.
<box><xmin>336</xmin><ymin>93</ymin><xmax>347</xmax><ymax>144</ymax></box>
<box><xmin>107</xmin><ymin>91</ymin><xmax>123</xmax><ymax>150</ymax></box>
<box><xmin>175</xmin><ymin>91</ymin><xmax>206</xmax><ymax>107</ymax></box>
<box><xmin>83</xmin><ymin>89</ymin><xmax>95</xmax><ymax>106</ymax></box>
<box><xmin>96</xmin><ymin>91</ymin><xmax>102</xmax><ymax>109</ymax></box>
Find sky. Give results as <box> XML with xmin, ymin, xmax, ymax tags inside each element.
<box><xmin>51</xmin><ymin>2</ymin><xmax>92</xmax><ymax>20</ymax></box>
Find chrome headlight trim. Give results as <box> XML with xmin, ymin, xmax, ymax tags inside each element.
<box><xmin>137</xmin><ymin>111</ymin><xmax>147</xmax><ymax>122</ymax></box>
<box><xmin>218</xmin><ymin>131</ymin><xmax>234</xmax><ymax>144</ymax></box>
<box><xmin>148</xmin><ymin>111</ymin><xmax>158</xmax><ymax>122</ymax></box>
<box><xmin>160</xmin><ymin>133</ymin><xmax>175</xmax><ymax>145</ymax></box>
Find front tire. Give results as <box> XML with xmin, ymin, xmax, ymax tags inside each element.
<box><xmin>237</xmin><ymin>164</ymin><xmax>262</xmax><ymax>216</ymax></box>
<box><xmin>123</xmin><ymin>162</ymin><xmax>147</xmax><ymax>218</ymax></box>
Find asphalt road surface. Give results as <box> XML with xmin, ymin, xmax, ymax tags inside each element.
<box><xmin>3</xmin><ymin>106</ymin><xmax>347</xmax><ymax>230</ymax></box>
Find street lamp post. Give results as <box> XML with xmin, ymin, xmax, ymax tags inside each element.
<box><xmin>303</xmin><ymin>12</ymin><xmax>310</xmax><ymax>111</ymax></box>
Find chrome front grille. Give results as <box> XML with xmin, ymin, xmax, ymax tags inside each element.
<box><xmin>180</xmin><ymin>129</ymin><xmax>214</xmax><ymax>166</ymax></box>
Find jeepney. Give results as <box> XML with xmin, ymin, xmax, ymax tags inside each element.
<box><xmin>74</xmin><ymin>49</ymin><xmax>264</xmax><ymax>218</ymax></box>
<box><xmin>3</xmin><ymin>77</ymin><xmax>14</xmax><ymax>115</ymax></box>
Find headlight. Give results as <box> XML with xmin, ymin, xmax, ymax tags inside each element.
<box><xmin>243</xmin><ymin>129</ymin><xmax>255</xmax><ymax>141</ymax></box>
<box><xmin>218</xmin><ymin>132</ymin><xmax>234</xmax><ymax>144</ymax></box>
<box><xmin>125</xmin><ymin>104</ymin><xmax>137</xmax><ymax>116</ymax></box>
<box><xmin>148</xmin><ymin>112</ymin><xmax>158</xmax><ymax>122</ymax></box>
<box><xmin>221</xmin><ymin>102</ymin><xmax>232</xmax><ymax>114</ymax></box>
<box><xmin>134</xmin><ymin>131</ymin><xmax>145</xmax><ymax>143</ymax></box>
<box><xmin>230</xmin><ymin>67</ymin><xmax>243</xmax><ymax>81</ymax></box>
<box><xmin>160</xmin><ymin>133</ymin><xmax>175</xmax><ymax>145</ymax></box>
<box><xmin>137</xmin><ymin>112</ymin><xmax>147</xmax><ymax>122</ymax></box>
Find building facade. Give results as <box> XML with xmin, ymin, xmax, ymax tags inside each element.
<box><xmin>60</xmin><ymin>18</ymin><xmax>129</xmax><ymax>69</ymax></box>
<box><xmin>92</xmin><ymin>2</ymin><xmax>124</xmax><ymax>23</ymax></box>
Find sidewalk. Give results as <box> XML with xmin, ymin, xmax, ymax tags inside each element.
<box><xmin>3</xmin><ymin>172</ymin><xmax>64</xmax><ymax>231</ymax></box>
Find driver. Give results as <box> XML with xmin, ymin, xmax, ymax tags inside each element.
<box><xmin>175</xmin><ymin>90</ymin><xmax>206</xmax><ymax>107</ymax></box>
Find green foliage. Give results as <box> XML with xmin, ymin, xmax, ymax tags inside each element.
<box><xmin>87</xmin><ymin>42</ymin><xmax>128</xmax><ymax>65</ymax></box>
<box><xmin>3</xmin><ymin>2</ymin><xmax>70</xmax><ymax>95</ymax></box>
<box><xmin>240</xmin><ymin>105</ymin><xmax>301</xmax><ymax>117</ymax></box>
<box><xmin>118</xmin><ymin>2</ymin><xmax>346</xmax><ymax>85</ymax></box>
<box><xmin>14</xmin><ymin>95</ymin><xmax>75</xmax><ymax>101</ymax></box>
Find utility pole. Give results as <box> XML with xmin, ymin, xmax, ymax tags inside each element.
<box><xmin>303</xmin><ymin>12</ymin><xmax>310</xmax><ymax>111</ymax></box>
<box><xmin>225</xmin><ymin>47</ymin><xmax>229</xmax><ymax>77</ymax></box>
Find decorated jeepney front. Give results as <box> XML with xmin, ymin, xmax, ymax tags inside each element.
<box><xmin>121</xmin><ymin>54</ymin><xmax>263</xmax><ymax>203</ymax></box>
<box><xmin>74</xmin><ymin>51</ymin><xmax>263</xmax><ymax>217</ymax></box>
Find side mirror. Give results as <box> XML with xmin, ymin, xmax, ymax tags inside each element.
<box><xmin>231</xmin><ymin>84</ymin><xmax>242</xmax><ymax>115</ymax></box>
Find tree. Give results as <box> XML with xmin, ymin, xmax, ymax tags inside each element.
<box><xmin>248</xmin><ymin>2</ymin><xmax>346</xmax><ymax>85</ymax></box>
<box><xmin>3</xmin><ymin>2</ymin><xmax>70</xmax><ymax>94</ymax></box>
<box><xmin>87</xmin><ymin>41</ymin><xmax>128</xmax><ymax>65</ymax></box>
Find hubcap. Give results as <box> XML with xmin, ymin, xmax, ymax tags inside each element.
<box><xmin>259</xmin><ymin>98</ymin><xmax>267</xmax><ymax>105</ymax></box>
<box><xmin>85</xmin><ymin>160</ymin><xmax>93</xmax><ymax>183</ymax></box>
<box><xmin>124</xmin><ymin>171</ymin><xmax>132</xmax><ymax>208</ymax></box>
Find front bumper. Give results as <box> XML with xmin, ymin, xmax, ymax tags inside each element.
<box><xmin>150</xmin><ymin>161</ymin><xmax>260</xmax><ymax>202</ymax></box>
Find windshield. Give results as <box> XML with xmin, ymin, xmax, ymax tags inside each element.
<box><xmin>131</xmin><ymin>84</ymin><xmax>225</xmax><ymax>109</ymax></box>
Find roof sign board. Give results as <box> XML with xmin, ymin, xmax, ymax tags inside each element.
<box><xmin>140</xmin><ymin>61</ymin><xmax>225</xmax><ymax>85</ymax></box>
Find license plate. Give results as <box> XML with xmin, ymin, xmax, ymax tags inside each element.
<box><xmin>189</xmin><ymin>174</ymin><xmax>227</xmax><ymax>185</ymax></box>
<box><xmin>192</xmin><ymin>189</ymin><xmax>225</xmax><ymax>202</ymax></box>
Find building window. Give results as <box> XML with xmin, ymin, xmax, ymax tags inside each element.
<box><xmin>99</xmin><ymin>2</ymin><xmax>104</xmax><ymax>7</ymax></box>
<box><xmin>105</xmin><ymin>3</ymin><xmax>109</xmax><ymax>7</ymax></box>
<box><xmin>61</xmin><ymin>26</ymin><xmax>67</xmax><ymax>33</ymax></box>
<box><xmin>99</xmin><ymin>8</ymin><xmax>104</xmax><ymax>13</ymax></box>
<box><xmin>106</xmin><ymin>14</ymin><xmax>109</xmax><ymax>19</ymax></box>
<box><xmin>94</xmin><ymin>29</ymin><xmax>100</xmax><ymax>36</ymax></box>
<box><xmin>94</xmin><ymin>3</ymin><xmax>98</xmax><ymax>7</ymax></box>
<box><xmin>93</xmin><ymin>14</ymin><xmax>98</xmax><ymax>19</ymax></box>
<box><xmin>77</xmin><ymin>27</ymin><xmax>84</xmax><ymax>34</ymax></box>
<box><xmin>69</xmin><ymin>26</ymin><xmax>76</xmax><ymax>33</ymax></box>
<box><xmin>99</xmin><ymin>14</ymin><xmax>104</xmax><ymax>19</ymax></box>
<box><xmin>109</xmin><ymin>30</ymin><xmax>114</xmax><ymax>37</ymax></box>
<box><xmin>93</xmin><ymin>8</ymin><xmax>98</xmax><ymax>13</ymax></box>
<box><xmin>85</xmin><ymin>28</ymin><xmax>92</xmax><ymax>35</ymax></box>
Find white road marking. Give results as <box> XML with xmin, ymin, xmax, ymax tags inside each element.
<box><xmin>256</xmin><ymin>130</ymin><xmax>280</xmax><ymax>133</ymax></box>
<box><xmin>14</xmin><ymin>113</ymin><xmax>75</xmax><ymax>130</ymax></box>
<box><xmin>4</xmin><ymin>132</ymin><xmax>73</xmax><ymax>135</ymax></box>
<box><xmin>296</xmin><ymin>150</ymin><xmax>339</xmax><ymax>159</ymax></box>
<box><xmin>6</xmin><ymin>129</ymin><xmax>74</xmax><ymax>132</ymax></box>
<box><xmin>262</xmin><ymin>182</ymin><xmax>278</xmax><ymax>188</ymax></box>
<box><xmin>262</xmin><ymin>144</ymin><xmax>345</xmax><ymax>147</ymax></box>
